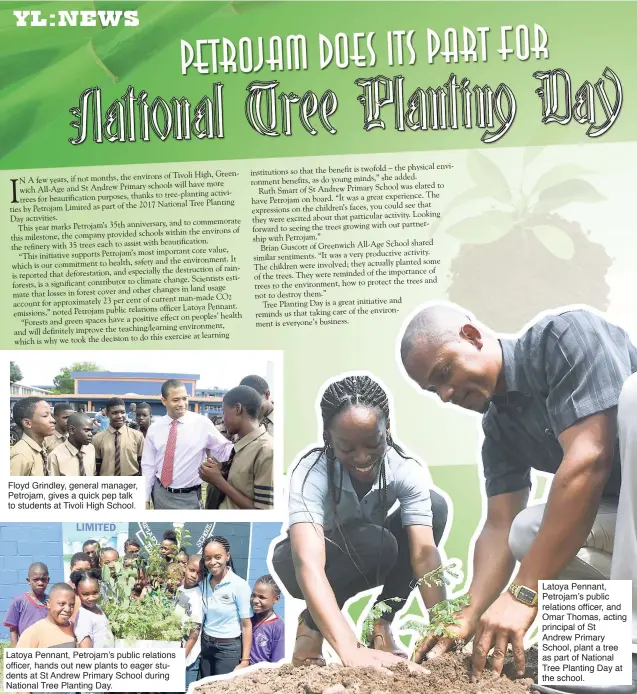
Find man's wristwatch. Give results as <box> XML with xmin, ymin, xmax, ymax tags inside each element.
<box><xmin>508</xmin><ymin>583</ymin><xmax>538</xmax><ymax>607</ymax></box>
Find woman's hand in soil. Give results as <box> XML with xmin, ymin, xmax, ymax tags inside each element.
<box><xmin>471</xmin><ymin>592</ymin><xmax>536</xmax><ymax>681</ymax></box>
<box><xmin>412</xmin><ymin>607</ymin><xmax>477</xmax><ymax>663</ymax></box>
<box><xmin>343</xmin><ymin>646</ymin><xmax>429</xmax><ymax>675</ymax></box>
<box><xmin>233</xmin><ymin>661</ymin><xmax>250</xmax><ymax>671</ymax></box>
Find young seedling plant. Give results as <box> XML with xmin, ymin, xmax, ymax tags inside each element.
<box><xmin>361</xmin><ymin>560</ymin><xmax>471</xmax><ymax>655</ymax></box>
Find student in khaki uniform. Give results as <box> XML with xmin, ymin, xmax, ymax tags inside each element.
<box><xmin>239</xmin><ymin>375</ymin><xmax>275</xmax><ymax>437</ymax></box>
<box><xmin>43</xmin><ymin>404</ymin><xmax>73</xmax><ymax>453</ymax></box>
<box><xmin>92</xmin><ymin>397</ymin><xmax>144</xmax><ymax>476</ymax></box>
<box><xmin>10</xmin><ymin>397</ymin><xmax>55</xmax><ymax>476</ymax></box>
<box><xmin>49</xmin><ymin>413</ymin><xmax>96</xmax><ymax>476</ymax></box>
<box><xmin>200</xmin><ymin>385</ymin><xmax>274</xmax><ymax>510</ymax></box>
<box><xmin>135</xmin><ymin>402</ymin><xmax>153</xmax><ymax>438</ymax></box>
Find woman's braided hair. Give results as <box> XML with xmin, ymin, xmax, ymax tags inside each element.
<box><xmin>200</xmin><ymin>535</ymin><xmax>235</xmax><ymax>604</ymax></box>
<box><xmin>298</xmin><ymin>375</ymin><xmax>411</xmax><ymax>586</ymax></box>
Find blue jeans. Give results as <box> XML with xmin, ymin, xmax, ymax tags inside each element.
<box><xmin>185</xmin><ymin>655</ymin><xmax>201</xmax><ymax>689</ymax></box>
<box><xmin>199</xmin><ymin>634</ymin><xmax>241</xmax><ymax>678</ymax></box>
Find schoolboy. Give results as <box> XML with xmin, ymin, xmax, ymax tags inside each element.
<box><xmin>49</xmin><ymin>413</ymin><xmax>96</xmax><ymax>476</ymax></box>
<box><xmin>135</xmin><ymin>403</ymin><xmax>153</xmax><ymax>438</ymax></box>
<box><xmin>10</xmin><ymin>397</ymin><xmax>55</xmax><ymax>476</ymax></box>
<box><xmin>82</xmin><ymin>541</ymin><xmax>100</xmax><ymax>568</ymax></box>
<box><xmin>160</xmin><ymin>530</ymin><xmax>178</xmax><ymax>561</ymax></box>
<box><xmin>124</xmin><ymin>538</ymin><xmax>141</xmax><ymax>556</ymax></box>
<box><xmin>16</xmin><ymin>583</ymin><xmax>76</xmax><ymax>648</ymax></box>
<box><xmin>99</xmin><ymin>548</ymin><xmax>120</xmax><ymax>602</ymax></box>
<box><xmin>100</xmin><ymin>548</ymin><xmax>120</xmax><ymax>569</ymax></box>
<box><xmin>92</xmin><ymin>397</ymin><xmax>144</xmax><ymax>476</ymax></box>
<box><xmin>201</xmin><ymin>386</ymin><xmax>274</xmax><ymax>510</ymax></box>
<box><xmin>70</xmin><ymin>553</ymin><xmax>93</xmax><ymax>573</ymax></box>
<box><xmin>177</xmin><ymin>554</ymin><xmax>204</xmax><ymax>688</ymax></box>
<box><xmin>239</xmin><ymin>375</ymin><xmax>275</xmax><ymax>436</ymax></box>
<box><xmin>3</xmin><ymin>562</ymin><xmax>50</xmax><ymax>646</ymax></box>
<box><xmin>43</xmin><ymin>404</ymin><xmax>73</xmax><ymax>452</ymax></box>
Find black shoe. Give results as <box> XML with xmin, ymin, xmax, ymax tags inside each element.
<box><xmin>531</xmin><ymin>654</ymin><xmax>637</xmax><ymax>694</ymax></box>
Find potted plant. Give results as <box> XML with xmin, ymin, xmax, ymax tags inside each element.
<box><xmin>101</xmin><ymin>527</ymin><xmax>194</xmax><ymax>648</ymax></box>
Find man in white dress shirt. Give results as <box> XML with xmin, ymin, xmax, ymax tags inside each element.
<box><xmin>142</xmin><ymin>379</ymin><xmax>234</xmax><ymax>510</ymax></box>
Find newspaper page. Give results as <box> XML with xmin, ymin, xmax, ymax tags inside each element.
<box><xmin>1</xmin><ymin>2</ymin><xmax>636</xmax><ymax>694</ymax></box>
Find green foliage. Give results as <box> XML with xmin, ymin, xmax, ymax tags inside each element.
<box><xmin>361</xmin><ymin>598</ymin><xmax>402</xmax><ymax>645</ymax></box>
<box><xmin>100</xmin><ymin>527</ymin><xmax>194</xmax><ymax>643</ymax></box>
<box><xmin>359</xmin><ymin>560</ymin><xmax>471</xmax><ymax>651</ymax></box>
<box><xmin>404</xmin><ymin>594</ymin><xmax>472</xmax><ymax>641</ymax></box>
<box><xmin>360</xmin><ymin>561</ymin><xmax>464</xmax><ymax>645</ymax></box>
<box><xmin>9</xmin><ymin>362</ymin><xmax>22</xmax><ymax>384</ymax></box>
<box><xmin>52</xmin><ymin>361</ymin><xmax>102</xmax><ymax>394</ymax></box>
<box><xmin>413</xmin><ymin>560</ymin><xmax>462</xmax><ymax>590</ymax></box>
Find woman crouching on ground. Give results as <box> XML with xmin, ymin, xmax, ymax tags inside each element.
<box><xmin>273</xmin><ymin>374</ymin><xmax>449</xmax><ymax>670</ymax></box>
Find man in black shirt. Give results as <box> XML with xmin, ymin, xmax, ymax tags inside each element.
<box><xmin>400</xmin><ymin>304</ymin><xmax>637</xmax><ymax>692</ymax></box>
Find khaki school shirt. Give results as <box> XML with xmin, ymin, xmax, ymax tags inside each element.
<box><xmin>43</xmin><ymin>429</ymin><xmax>66</xmax><ymax>453</ymax></box>
<box><xmin>93</xmin><ymin>425</ymin><xmax>144</xmax><ymax>476</ymax></box>
<box><xmin>220</xmin><ymin>426</ymin><xmax>274</xmax><ymax>510</ymax></box>
<box><xmin>49</xmin><ymin>440</ymin><xmax>96</xmax><ymax>476</ymax></box>
<box><xmin>261</xmin><ymin>408</ymin><xmax>274</xmax><ymax>437</ymax></box>
<box><xmin>10</xmin><ymin>435</ymin><xmax>47</xmax><ymax>476</ymax></box>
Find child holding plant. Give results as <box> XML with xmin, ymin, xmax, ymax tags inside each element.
<box><xmin>70</xmin><ymin>569</ymin><xmax>113</xmax><ymax>648</ymax></box>
<box><xmin>272</xmin><ymin>374</ymin><xmax>449</xmax><ymax>671</ymax></box>
<box><xmin>178</xmin><ymin>554</ymin><xmax>204</xmax><ymax>688</ymax></box>
<box><xmin>249</xmin><ymin>574</ymin><xmax>285</xmax><ymax>665</ymax></box>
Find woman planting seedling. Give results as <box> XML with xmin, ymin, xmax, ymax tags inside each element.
<box><xmin>273</xmin><ymin>373</ymin><xmax>449</xmax><ymax>671</ymax></box>
<box><xmin>359</xmin><ymin>562</ymin><xmax>469</xmax><ymax>654</ymax></box>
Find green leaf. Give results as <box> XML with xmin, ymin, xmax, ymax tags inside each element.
<box><xmin>444</xmin><ymin>211</ymin><xmax>514</xmax><ymax>244</ymax></box>
<box><xmin>467</xmin><ymin>152</ymin><xmax>512</xmax><ymax>204</ymax></box>
<box><xmin>534</xmin><ymin>179</ymin><xmax>605</xmax><ymax>214</ymax></box>
<box><xmin>531</xmin><ymin>164</ymin><xmax>591</xmax><ymax>196</ymax></box>
<box><xmin>532</xmin><ymin>225</ymin><xmax>575</xmax><ymax>260</ymax></box>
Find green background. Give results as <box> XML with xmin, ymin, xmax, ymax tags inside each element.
<box><xmin>3</xmin><ymin>2</ymin><xmax>635</xmax><ymax>621</ymax></box>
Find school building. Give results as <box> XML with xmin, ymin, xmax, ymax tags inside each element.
<box><xmin>9</xmin><ymin>371</ymin><xmax>228</xmax><ymax>418</ymax></box>
<box><xmin>0</xmin><ymin>521</ymin><xmax>284</xmax><ymax>640</ymax></box>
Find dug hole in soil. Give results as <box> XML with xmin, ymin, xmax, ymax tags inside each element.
<box><xmin>195</xmin><ymin>648</ymin><xmax>538</xmax><ymax>694</ymax></box>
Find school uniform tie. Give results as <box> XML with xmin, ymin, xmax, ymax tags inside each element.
<box><xmin>114</xmin><ymin>430</ymin><xmax>121</xmax><ymax>476</ymax></box>
<box><xmin>76</xmin><ymin>449</ymin><xmax>86</xmax><ymax>477</ymax></box>
<box><xmin>40</xmin><ymin>448</ymin><xmax>49</xmax><ymax>476</ymax></box>
<box><xmin>160</xmin><ymin>419</ymin><xmax>179</xmax><ymax>488</ymax></box>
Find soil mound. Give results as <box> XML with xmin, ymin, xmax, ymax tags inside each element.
<box><xmin>196</xmin><ymin>649</ymin><xmax>538</xmax><ymax>694</ymax></box>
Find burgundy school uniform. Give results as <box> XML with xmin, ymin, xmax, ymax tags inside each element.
<box><xmin>3</xmin><ymin>592</ymin><xmax>48</xmax><ymax>636</ymax></box>
<box><xmin>249</xmin><ymin>614</ymin><xmax>285</xmax><ymax>664</ymax></box>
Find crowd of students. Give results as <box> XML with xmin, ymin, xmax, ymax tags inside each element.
<box><xmin>9</xmin><ymin>375</ymin><xmax>275</xmax><ymax>511</ymax></box>
<box><xmin>3</xmin><ymin>532</ymin><xmax>285</xmax><ymax>685</ymax></box>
